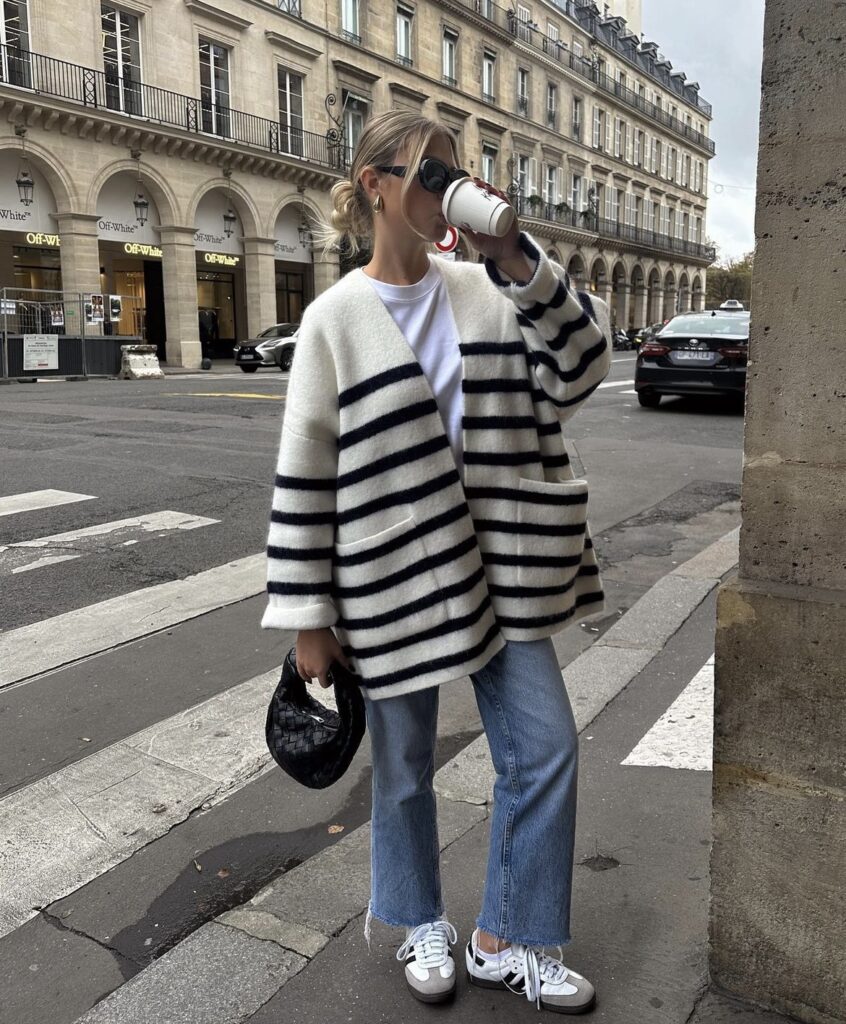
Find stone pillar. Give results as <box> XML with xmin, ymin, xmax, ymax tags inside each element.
<box><xmin>662</xmin><ymin>286</ymin><xmax>677</xmax><ymax>320</ymax></box>
<box><xmin>56</xmin><ymin>212</ymin><xmax>101</xmax><ymax>296</ymax></box>
<box><xmin>312</xmin><ymin>250</ymin><xmax>340</xmax><ymax>297</ymax></box>
<box><xmin>711</xmin><ymin>3</ymin><xmax>846</xmax><ymax>1022</ymax></box>
<box><xmin>243</xmin><ymin>237</ymin><xmax>277</xmax><ymax>337</ymax></box>
<box><xmin>650</xmin><ymin>288</ymin><xmax>664</xmax><ymax>323</ymax></box>
<box><xmin>612</xmin><ymin>282</ymin><xmax>631</xmax><ymax>329</ymax></box>
<box><xmin>159</xmin><ymin>225</ymin><xmax>202</xmax><ymax>369</ymax></box>
<box><xmin>632</xmin><ymin>285</ymin><xmax>648</xmax><ymax>327</ymax></box>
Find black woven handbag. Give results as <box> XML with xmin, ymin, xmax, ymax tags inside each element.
<box><xmin>265</xmin><ymin>645</ymin><xmax>366</xmax><ymax>789</ymax></box>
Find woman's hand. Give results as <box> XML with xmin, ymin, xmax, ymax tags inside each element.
<box><xmin>459</xmin><ymin>178</ymin><xmax>531</xmax><ymax>281</ymax></box>
<box><xmin>296</xmin><ymin>627</ymin><xmax>352</xmax><ymax>689</ymax></box>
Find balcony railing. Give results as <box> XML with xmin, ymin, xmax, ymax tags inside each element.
<box><xmin>447</xmin><ymin>0</ymin><xmax>714</xmax><ymax>153</ymax></box>
<box><xmin>277</xmin><ymin>0</ymin><xmax>302</xmax><ymax>16</ymax></box>
<box><xmin>0</xmin><ymin>43</ymin><xmax>344</xmax><ymax>170</ymax></box>
<box><xmin>513</xmin><ymin>196</ymin><xmax>716</xmax><ymax>262</ymax></box>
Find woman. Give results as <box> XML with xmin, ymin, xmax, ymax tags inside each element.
<box><xmin>262</xmin><ymin>110</ymin><xmax>611</xmax><ymax>1014</ymax></box>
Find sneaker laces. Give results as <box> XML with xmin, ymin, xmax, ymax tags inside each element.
<box><xmin>486</xmin><ymin>934</ymin><xmax>568</xmax><ymax>1010</ymax></box>
<box><xmin>396</xmin><ymin>919</ymin><xmax>458</xmax><ymax>969</ymax></box>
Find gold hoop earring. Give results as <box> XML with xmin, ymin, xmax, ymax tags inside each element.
<box><xmin>372</xmin><ymin>194</ymin><xmax>384</xmax><ymax>213</ymax></box>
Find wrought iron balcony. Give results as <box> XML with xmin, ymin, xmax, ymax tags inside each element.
<box><xmin>0</xmin><ymin>43</ymin><xmax>343</xmax><ymax>170</ymax></box>
<box><xmin>513</xmin><ymin>196</ymin><xmax>716</xmax><ymax>263</ymax></box>
<box><xmin>442</xmin><ymin>0</ymin><xmax>715</xmax><ymax>154</ymax></box>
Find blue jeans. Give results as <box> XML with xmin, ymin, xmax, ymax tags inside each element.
<box><xmin>363</xmin><ymin>637</ymin><xmax>579</xmax><ymax>948</ymax></box>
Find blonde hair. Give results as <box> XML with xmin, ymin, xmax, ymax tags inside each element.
<box><xmin>311</xmin><ymin>110</ymin><xmax>460</xmax><ymax>259</ymax></box>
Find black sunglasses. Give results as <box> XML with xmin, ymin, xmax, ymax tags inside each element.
<box><xmin>376</xmin><ymin>157</ymin><xmax>469</xmax><ymax>195</ymax></box>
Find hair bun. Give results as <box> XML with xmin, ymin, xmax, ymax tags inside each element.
<box><xmin>330</xmin><ymin>180</ymin><xmax>359</xmax><ymax>234</ymax></box>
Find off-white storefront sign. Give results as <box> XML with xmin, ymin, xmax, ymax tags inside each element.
<box><xmin>0</xmin><ymin>152</ymin><xmax>58</xmax><ymax>235</ymax></box>
<box><xmin>97</xmin><ymin>174</ymin><xmax>161</xmax><ymax>244</ymax></box>
<box><xmin>274</xmin><ymin>206</ymin><xmax>311</xmax><ymax>264</ymax></box>
<box><xmin>23</xmin><ymin>334</ymin><xmax>59</xmax><ymax>371</ymax></box>
<box><xmin>194</xmin><ymin>190</ymin><xmax>244</xmax><ymax>255</ymax></box>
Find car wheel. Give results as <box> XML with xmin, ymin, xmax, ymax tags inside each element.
<box><xmin>637</xmin><ymin>391</ymin><xmax>661</xmax><ymax>408</ymax></box>
<box><xmin>278</xmin><ymin>346</ymin><xmax>294</xmax><ymax>372</ymax></box>
<box><xmin>240</xmin><ymin>365</ymin><xmax>259</xmax><ymax>373</ymax></box>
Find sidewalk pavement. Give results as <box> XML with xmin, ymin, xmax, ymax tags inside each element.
<box><xmin>73</xmin><ymin>528</ymin><xmax>801</xmax><ymax>1024</ymax></box>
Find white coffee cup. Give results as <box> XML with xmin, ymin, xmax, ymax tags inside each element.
<box><xmin>442</xmin><ymin>178</ymin><xmax>517</xmax><ymax>238</ymax></box>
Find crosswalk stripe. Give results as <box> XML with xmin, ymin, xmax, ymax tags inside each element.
<box><xmin>168</xmin><ymin>392</ymin><xmax>284</xmax><ymax>400</ymax></box>
<box><xmin>0</xmin><ymin>511</ymin><xmax>220</xmax><ymax>576</ymax></box>
<box><xmin>597</xmin><ymin>379</ymin><xmax>635</xmax><ymax>389</ymax></box>
<box><xmin>0</xmin><ymin>667</ymin><xmax>338</xmax><ymax>940</ymax></box>
<box><xmin>0</xmin><ymin>490</ymin><xmax>96</xmax><ymax>518</ymax></box>
<box><xmin>621</xmin><ymin>657</ymin><xmax>714</xmax><ymax>772</ymax></box>
<box><xmin>0</xmin><ymin>553</ymin><xmax>266</xmax><ymax>690</ymax></box>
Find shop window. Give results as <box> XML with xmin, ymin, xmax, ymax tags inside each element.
<box><xmin>102</xmin><ymin>4</ymin><xmax>142</xmax><ymax>114</ymax></box>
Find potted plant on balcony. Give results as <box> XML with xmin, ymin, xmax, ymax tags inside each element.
<box><xmin>526</xmin><ymin>193</ymin><xmax>544</xmax><ymax>215</ymax></box>
<box><xmin>553</xmin><ymin>199</ymin><xmax>571</xmax><ymax>220</ymax></box>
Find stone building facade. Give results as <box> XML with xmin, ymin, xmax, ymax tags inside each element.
<box><xmin>0</xmin><ymin>0</ymin><xmax>713</xmax><ymax>368</ymax></box>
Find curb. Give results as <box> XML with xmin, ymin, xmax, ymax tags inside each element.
<box><xmin>73</xmin><ymin>527</ymin><xmax>740</xmax><ymax>1024</ymax></box>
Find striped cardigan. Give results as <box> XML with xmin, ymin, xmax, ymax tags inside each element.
<box><xmin>261</xmin><ymin>230</ymin><xmax>612</xmax><ymax>700</ymax></box>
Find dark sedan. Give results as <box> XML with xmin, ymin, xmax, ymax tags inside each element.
<box><xmin>634</xmin><ymin>310</ymin><xmax>750</xmax><ymax>408</ymax></box>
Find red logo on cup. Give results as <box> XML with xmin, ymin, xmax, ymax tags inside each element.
<box><xmin>435</xmin><ymin>226</ymin><xmax>459</xmax><ymax>253</ymax></box>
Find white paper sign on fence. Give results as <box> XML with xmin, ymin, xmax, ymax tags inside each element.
<box><xmin>23</xmin><ymin>334</ymin><xmax>59</xmax><ymax>372</ymax></box>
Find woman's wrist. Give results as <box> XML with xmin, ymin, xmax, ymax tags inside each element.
<box><xmin>495</xmin><ymin>251</ymin><xmax>534</xmax><ymax>285</ymax></box>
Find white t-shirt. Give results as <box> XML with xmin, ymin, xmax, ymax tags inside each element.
<box><xmin>365</xmin><ymin>257</ymin><xmax>465</xmax><ymax>481</ymax></box>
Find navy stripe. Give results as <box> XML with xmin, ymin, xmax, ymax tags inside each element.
<box><xmin>339</xmin><ymin>565</ymin><xmax>486</xmax><ymax>632</ymax></box>
<box><xmin>534</xmin><ymin>375</ymin><xmax>604</xmax><ymax>410</ymax></box>
<box><xmin>342</xmin><ymin>588</ymin><xmax>492</xmax><ymax>659</ymax></box>
<box><xmin>337</xmin><ymin>435</ymin><xmax>450</xmax><ymax>489</ymax></box>
<box><xmin>477</xmin><ymin>519</ymin><xmax>586</xmax><ymax>538</ymax></box>
<box><xmin>488</xmin><ymin>571</ymin><xmax>596</xmax><ymax>599</ymax></box>
<box><xmin>527</xmin><ymin>335</ymin><xmax>609</xmax><ymax>384</ymax></box>
<box><xmin>537</xmin><ymin>420</ymin><xmax>564</xmax><ymax>436</ymax></box>
<box><xmin>335</xmin><ymin>469</ymin><xmax>459</xmax><ymax>527</ymax></box>
<box><xmin>338</xmin><ymin>361</ymin><xmax>423</xmax><ymax>408</ymax></box>
<box><xmin>541</xmin><ymin>453</ymin><xmax>571</xmax><ymax>469</ymax></box>
<box><xmin>496</xmin><ymin>591</ymin><xmax>604</xmax><ymax>629</ymax></box>
<box><xmin>268</xmin><ymin>543</ymin><xmax>333</xmax><ymax>561</ymax></box>
<box><xmin>267</xmin><ymin>579</ymin><xmax>333</xmax><ymax>597</ymax></box>
<box><xmin>463</xmin><ymin>414</ymin><xmax>537</xmax><ymax>430</ymax></box>
<box><xmin>462</xmin><ymin>377</ymin><xmax>533</xmax><ymax>394</ymax></box>
<box><xmin>334</xmin><ymin>503</ymin><xmax>468</xmax><ymax>566</ymax></box>
<box><xmin>347</xmin><ymin>620</ymin><xmax>503</xmax><ymax>691</ymax></box>
<box><xmin>518</xmin><ymin>279</ymin><xmax>568</xmax><ymax>322</ymax></box>
<box><xmin>466</xmin><ymin>487</ymin><xmax>587</xmax><ymax>506</ymax></box>
<box><xmin>578</xmin><ymin>289</ymin><xmax>600</xmax><ymax>325</ymax></box>
<box><xmin>334</xmin><ymin>534</ymin><xmax>478</xmax><ymax>600</ymax></box>
<box><xmin>483</xmin><ymin>551</ymin><xmax>583</xmax><ymax>571</ymax></box>
<box><xmin>338</xmin><ymin>398</ymin><xmax>438</xmax><ymax>451</ymax></box>
<box><xmin>274</xmin><ymin>473</ymin><xmax>336</xmax><ymax>491</ymax></box>
<box><xmin>545</xmin><ymin>310</ymin><xmax>594</xmax><ymax>352</ymax></box>
<box><xmin>459</xmin><ymin>340</ymin><xmax>526</xmax><ymax>356</ymax></box>
<box><xmin>270</xmin><ymin>508</ymin><xmax>335</xmax><ymax>527</ymax></box>
<box><xmin>463</xmin><ymin>450</ymin><xmax>543</xmax><ymax>466</ymax></box>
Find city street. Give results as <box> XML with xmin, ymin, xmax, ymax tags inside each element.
<box><xmin>0</xmin><ymin>353</ymin><xmax>745</xmax><ymax>1022</ymax></box>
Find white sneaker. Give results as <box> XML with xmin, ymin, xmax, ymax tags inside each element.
<box><xmin>396</xmin><ymin>916</ymin><xmax>458</xmax><ymax>1003</ymax></box>
<box><xmin>466</xmin><ymin>926</ymin><xmax>596</xmax><ymax>1014</ymax></box>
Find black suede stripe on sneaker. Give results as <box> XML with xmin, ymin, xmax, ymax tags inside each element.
<box><xmin>405</xmin><ymin>953</ymin><xmax>416</xmax><ymax>963</ymax></box>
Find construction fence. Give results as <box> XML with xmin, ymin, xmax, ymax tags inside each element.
<box><xmin>0</xmin><ymin>288</ymin><xmax>145</xmax><ymax>379</ymax></box>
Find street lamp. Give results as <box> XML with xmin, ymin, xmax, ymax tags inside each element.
<box><xmin>14</xmin><ymin>126</ymin><xmax>34</xmax><ymax>207</ymax></box>
<box><xmin>131</xmin><ymin>149</ymin><xmax>149</xmax><ymax>226</ymax></box>
<box><xmin>296</xmin><ymin>185</ymin><xmax>312</xmax><ymax>248</ymax></box>
<box><xmin>222</xmin><ymin>167</ymin><xmax>237</xmax><ymax>238</ymax></box>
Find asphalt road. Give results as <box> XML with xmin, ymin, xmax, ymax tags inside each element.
<box><xmin>0</xmin><ymin>353</ymin><xmax>744</xmax><ymax>1023</ymax></box>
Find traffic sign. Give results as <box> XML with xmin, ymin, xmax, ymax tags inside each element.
<box><xmin>435</xmin><ymin>226</ymin><xmax>459</xmax><ymax>253</ymax></box>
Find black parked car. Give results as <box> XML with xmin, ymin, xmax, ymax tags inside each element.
<box><xmin>233</xmin><ymin>323</ymin><xmax>298</xmax><ymax>373</ymax></box>
<box><xmin>634</xmin><ymin>310</ymin><xmax>750</xmax><ymax>407</ymax></box>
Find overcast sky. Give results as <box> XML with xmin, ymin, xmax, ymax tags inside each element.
<box><xmin>641</xmin><ymin>0</ymin><xmax>766</xmax><ymax>263</ymax></box>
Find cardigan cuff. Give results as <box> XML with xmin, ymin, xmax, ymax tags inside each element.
<box><xmin>261</xmin><ymin>597</ymin><xmax>338</xmax><ymax>631</ymax></box>
<box><xmin>483</xmin><ymin>231</ymin><xmax>564</xmax><ymax>308</ymax></box>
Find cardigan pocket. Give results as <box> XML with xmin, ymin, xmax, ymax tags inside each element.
<box><xmin>516</xmin><ymin>477</ymin><xmax>589</xmax><ymax>589</ymax></box>
<box><xmin>332</xmin><ymin>514</ymin><xmax>450</xmax><ymax>653</ymax></box>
